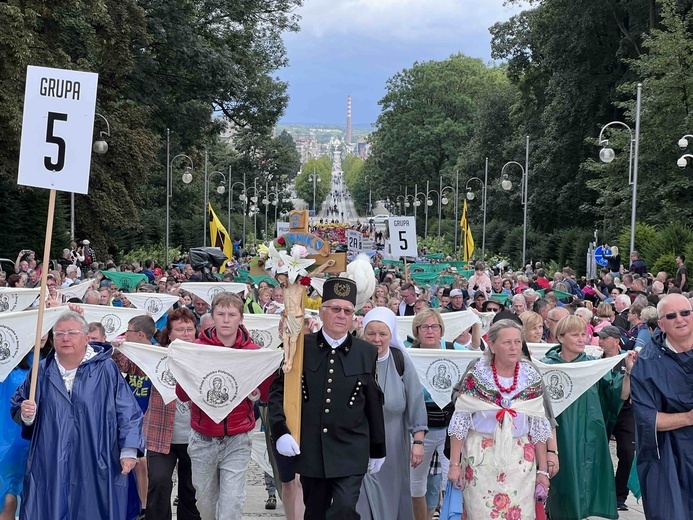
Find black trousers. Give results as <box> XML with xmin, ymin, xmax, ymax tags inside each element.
<box><xmin>301</xmin><ymin>474</ymin><xmax>364</xmax><ymax>520</ymax></box>
<box><xmin>145</xmin><ymin>444</ymin><xmax>200</xmax><ymax>520</ymax></box>
<box><xmin>613</xmin><ymin>408</ymin><xmax>635</xmax><ymax>503</ymax></box>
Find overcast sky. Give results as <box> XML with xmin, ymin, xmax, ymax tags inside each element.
<box><xmin>277</xmin><ymin>0</ymin><xmax>527</xmax><ymax>127</ymax></box>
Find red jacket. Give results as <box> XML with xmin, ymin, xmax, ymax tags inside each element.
<box><xmin>176</xmin><ymin>324</ymin><xmax>273</xmax><ymax>437</ymax></box>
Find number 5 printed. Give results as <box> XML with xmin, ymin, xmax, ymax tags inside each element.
<box><xmin>399</xmin><ymin>231</ymin><xmax>408</xmax><ymax>251</ymax></box>
<box><xmin>45</xmin><ymin>112</ymin><xmax>68</xmax><ymax>172</ymax></box>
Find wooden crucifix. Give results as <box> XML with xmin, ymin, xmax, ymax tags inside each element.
<box><xmin>251</xmin><ymin>209</ymin><xmax>346</xmax><ymax>445</ymax></box>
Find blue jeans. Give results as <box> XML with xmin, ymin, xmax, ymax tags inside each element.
<box><xmin>187</xmin><ymin>430</ymin><xmax>252</xmax><ymax>520</ymax></box>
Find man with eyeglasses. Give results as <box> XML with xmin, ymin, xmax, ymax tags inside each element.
<box><xmin>544</xmin><ymin>307</ymin><xmax>570</xmax><ymax>343</ymax></box>
<box><xmin>10</xmin><ymin>310</ymin><xmax>144</xmax><ymax>519</ymax></box>
<box><xmin>631</xmin><ymin>294</ymin><xmax>693</xmax><ymax>519</ymax></box>
<box><xmin>269</xmin><ymin>277</ymin><xmax>386</xmax><ymax>519</ymax></box>
<box><xmin>398</xmin><ymin>283</ymin><xmax>418</xmax><ymax>316</ymax></box>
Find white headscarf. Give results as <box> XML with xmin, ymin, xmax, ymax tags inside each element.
<box><xmin>362</xmin><ymin>307</ymin><xmax>408</xmax><ymax>356</ymax></box>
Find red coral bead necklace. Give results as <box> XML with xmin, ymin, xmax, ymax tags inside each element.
<box><xmin>491</xmin><ymin>360</ymin><xmax>520</xmax><ymax>394</ymax></box>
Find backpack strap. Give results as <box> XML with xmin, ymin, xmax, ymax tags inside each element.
<box><xmin>391</xmin><ymin>346</ymin><xmax>405</xmax><ymax>377</ymax></box>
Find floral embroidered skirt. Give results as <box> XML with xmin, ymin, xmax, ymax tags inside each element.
<box><xmin>462</xmin><ymin>430</ymin><xmax>536</xmax><ymax>519</ymax></box>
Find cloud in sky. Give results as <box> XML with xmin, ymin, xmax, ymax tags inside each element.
<box><xmin>278</xmin><ymin>0</ymin><xmax>526</xmax><ymax>126</ymax></box>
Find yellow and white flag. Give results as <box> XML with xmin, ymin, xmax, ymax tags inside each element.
<box><xmin>460</xmin><ymin>200</ymin><xmax>475</xmax><ymax>261</ymax></box>
<box><xmin>167</xmin><ymin>339</ymin><xmax>283</xmax><ymax>423</ymax></box>
<box><xmin>209</xmin><ymin>203</ymin><xmax>233</xmax><ymax>272</ymax></box>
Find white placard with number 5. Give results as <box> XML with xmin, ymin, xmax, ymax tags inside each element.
<box><xmin>18</xmin><ymin>66</ymin><xmax>99</xmax><ymax>194</ymax></box>
<box><xmin>388</xmin><ymin>216</ymin><xmax>417</xmax><ymax>258</ymax></box>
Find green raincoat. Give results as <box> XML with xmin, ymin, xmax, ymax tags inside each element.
<box><xmin>542</xmin><ymin>346</ymin><xmax>624</xmax><ymax>520</ymax></box>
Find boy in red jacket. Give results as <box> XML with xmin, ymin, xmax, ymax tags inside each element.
<box><xmin>177</xmin><ymin>292</ymin><xmax>272</xmax><ymax>520</ymax></box>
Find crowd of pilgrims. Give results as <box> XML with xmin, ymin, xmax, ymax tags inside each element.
<box><xmin>1</xmin><ymin>243</ymin><xmax>691</xmax><ymax>519</ymax></box>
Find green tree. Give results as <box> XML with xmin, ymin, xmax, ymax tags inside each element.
<box><xmin>295</xmin><ymin>157</ymin><xmax>331</xmax><ymax>211</ymax></box>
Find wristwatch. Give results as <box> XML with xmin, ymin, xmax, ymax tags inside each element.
<box><xmin>412</xmin><ymin>440</ymin><xmax>424</xmax><ymax>445</ymax></box>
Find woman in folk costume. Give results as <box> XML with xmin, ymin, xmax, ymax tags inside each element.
<box><xmin>355</xmin><ymin>307</ymin><xmax>427</xmax><ymax>520</ymax></box>
<box><xmin>447</xmin><ymin>319</ymin><xmax>552</xmax><ymax>518</ymax></box>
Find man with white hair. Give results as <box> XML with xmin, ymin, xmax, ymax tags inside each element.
<box><xmin>523</xmin><ymin>289</ymin><xmax>540</xmax><ymax>310</ymax></box>
<box><xmin>511</xmin><ymin>294</ymin><xmax>527</xmax><ymax>315</ymax></box>
<box><xmin>613</xmin><ymin>294</ymin><xmax>631</xmax><ymax>330</ymax></box>
<box><xmin>62</xmin><ymin>265</ymin><xmax>79</xmax><ymax>288</ymax></box>
<box><xmin>544</xmin><ymin>306</ymin><xmax>570</xmax><ymax>343</ymax></box>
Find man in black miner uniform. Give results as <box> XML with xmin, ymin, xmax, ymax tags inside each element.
<box><xmin>268</xmin><ymin>277</ymin><xmax>386</xmax><ymax>519</ymax></box>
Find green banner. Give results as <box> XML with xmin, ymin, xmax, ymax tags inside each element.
<box><xmin>101</xmin><ymin>271</ymin><xmax>148</xmax><ymax>291</ymax></box>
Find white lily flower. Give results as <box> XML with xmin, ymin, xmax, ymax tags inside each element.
<box><xmin>264</xmin><ymin>242</ymin><xmax>283</xmax><ymax>276</ymax></box>
<box><xmin>277</xmin><ymin>249</ymin><xmax>315</xmax><ymax>284</ymax></box>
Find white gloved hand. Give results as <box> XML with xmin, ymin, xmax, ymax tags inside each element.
<box><xmin>368</xmin><ymin>457</ymin><xmax>385</xmax><ymax>474</ymax></box>
<box><xmin>276</xmin><ymin>434</ymin><xmax>301</xmax><ymax>457</ymax></box>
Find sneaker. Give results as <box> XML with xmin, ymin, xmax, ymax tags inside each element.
<box><xmin>617</xmin><ymin>502</ymin><xmax>629</xmax><ymax>511</ymax></box>
<box><xmin>265</xmin><ymin>495</ymin><xmax>277</xmax><ymax>510</ymax></box>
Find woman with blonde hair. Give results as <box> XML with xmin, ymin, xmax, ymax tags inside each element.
<box><xmin>519</xmin><ymin>310</ymin><xmax>545</xmax><ymax>344</ymax></box>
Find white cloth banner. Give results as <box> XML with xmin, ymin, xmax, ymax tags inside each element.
<box><xmin>527</xmin><ymin>343</ymin><xmax>603</xmax><ymax>360</ymax></box>
<box><xmin>181</xmin><ymin>282</ymin><xmax>246</xmax><ymax>305</ymax></box>
<box><xmin>57</xmin><ymin>282</ymin><xmax>93</xmax><ymax>302</ymax></box>
<box><xmin>80</xmin><ymin>304</ymin><xmax>146</xmax><ymax>341</ymax></box>
<box><xmin>251</xmin><ymin>431</ymin><xmax>274</xmax><ymax>476</ymax></box>
<box><xmin>116</xmin><ymin>342</ymin><xmax>178</xmax><ymax>404</ymax></box>
<box><xmin>0</xmin><ymin>306</ymin><xmax>70</xmax><ymax>382</ymax></box>
<box><xmin>124</xmin><ymin>293</ymin><xmax>179</xmax><ymax>323</ymax></box>
<box><xmin>533</xmin><ymin>355</ymin><xmax>626</xmax><ymax>416</ymax></box>
<box><xmin>167</xmin><ymin>339</ymin><xmax>283</xmax><ymax>424</ymax></box>
<box><xmin>396</xmin><ymin>310</ymin><xmax>481</xmax><ymax>343</ymax></box>
<box><xmin>242</xmin><ymin>314</ymin><xmax>282</xmax><ymax>349</ymax></box>
<box><xmin>408</xmin><ymin>349</ymin><xmax>626</xmax><ymax>416</ymax></box>
<box><xmin>0</xmin><ymin>288</ymin><xmax>40</xmax><ymax>313</ymax></box>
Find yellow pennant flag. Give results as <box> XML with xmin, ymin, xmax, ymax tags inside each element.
<box><xmin>208</xmin><ymin>203</ymin><xmax>233</xmax><ymax>272</ymax></box>
<box><xmin>460</xmin><ymin>200</ymin><xmax>475</xmax><ymax>261</ymax></box>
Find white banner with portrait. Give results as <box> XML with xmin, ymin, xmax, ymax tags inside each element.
<box><xmin>242</xmin><ymin>314</ymin><xmax>282</xmax><ymax>349</ymax></box>
<box><xmin>57</xmin><ymin>282</ymin><xmax>93</xmax><ymax>303</ymax></box>
<box><xmin>124</xmin><ymin>293</ymin><xmax>179</xmax><ymax>323</ymax></box>
<box><xmin>408</xmin><ymin>349</ymin><xmax>626</xmax><ymax>416</ymax></box>
<box><xmin>116</xmin><ymin>342</ymin><xmax>178</xmax><ymax>404</ymax></box>
<box><xmin>80</xmin><ymin>304</ymin><xmax>146</xmax><ymax>341</ymax></box>
<box><xmin>181</xmin><ymin>282</ymin><xmax>247</xmax><ymax>305</ymax></box>
<box><xmin>396</xmin><ymin>310</ymin><xmax>483</xmax><ymax>344</ymax></box>
<box><xmin>167</xmin><ymin>339</ymin><xmax>283</xmax><ymax>424</ymax></box>
<box><xmin>251</xmin><ymin>431</ymin><xmax>274</xmax><ymax>476</ymax></box>
<box><xmin>0</xmin><ymin>288</ymin><xmax>40</xmax><ymax>313</ymax></box>
<box><xmin>0</xmin><ymin>306</ymin><xmax>70</xmax><ymax>381</ymax></box>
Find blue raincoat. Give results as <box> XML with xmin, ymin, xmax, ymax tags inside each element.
<box><xmin>631</xmin><ymin>328</ymin><xmax>693</xmax><ymax>519</ymax></box>
<box><xmin>10</xmin><ymin>342</ymin><xmax>144</xmax><ymax>520</ymax></box>
<box><xmin>0</xmin><ymin>365</ymin><xmax>30</xmax><ymax>508</ymax></box>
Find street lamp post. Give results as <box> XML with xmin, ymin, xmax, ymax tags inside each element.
<box><xmin>308</xmin><ymin>169</ymin><xmax>321</xmax><ymax>214</ymax></box>
<box><xmin>597</xmin><ymin>84</ymin><xmax>641</xmax><ymax>255</ymax></box>
<box><xmin>165</xmin><ymin>128</ymin><xmax>194</xmax><ymax>267</ymax></box>
<box><xmin>500</xmin><ymin>159</ymin><xmax>527</xmax><ymax>266</ymax></box>
<box><xmin>465</xmin><ymin>163</ymin><xmax>488</xmax><ymax>260</ymax></box>
<box><xmin>424</xmin><ymin>179</ymin><xmax>454</xmax><ymax>251</ymax></box>
<box><xmin>205</xmin><ymin>169</ymin><xmax>228</xmax><ymax>246</ymax></box>
<box><xmin>72</xmin><ymin>113</ymin><xmax>111</xmax><ymax>241</ymax></box>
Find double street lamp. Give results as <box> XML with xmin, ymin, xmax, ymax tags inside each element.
<box><xmin>597</xmin><ymin>83</ymin><xmax>642</xmax><ymax>255</ymax></box>
<box><xmin>165</xmin><ymin>128</ymin><xmax>193</xmax><ymax>267</ymax></box>
<box><xmin>501</xmin><ymin>136</ymin><xmax>530</xmax><ymax>266</ymax></box>
<box><xmin>308</xmin><ymin>170</ymin><xmax>321</xmax><ymax>214</ymax></box>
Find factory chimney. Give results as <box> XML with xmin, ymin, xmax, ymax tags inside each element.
<box><xmin>346</xmin><ymin>95</ymin><xmax>352</xmax><ymax>144</ymax></box>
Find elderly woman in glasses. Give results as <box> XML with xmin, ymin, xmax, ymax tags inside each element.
<box><xmin>410</xmin><ymin>308</ymin><xmax>472</xmax><ymax>520</ymax></box>
<box><xmin>355</xmin><ymin>308</ymin><xmax>427</xmax><ymax>520</ymax></box>
<box><xmin>447</xmin><ymin>320</ymin><xmax>553</xmax><ymax>518</ymax></box>
<box><xmin>542</xmin><ymin>315</ymin><xmax>636</xmax><ymax>520</ymax></box>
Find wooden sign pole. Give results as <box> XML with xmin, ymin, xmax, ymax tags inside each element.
<box><xmin>29</xmin><ymin>189</ymin><xmax>57</xmax><ymax>401</ymax></box>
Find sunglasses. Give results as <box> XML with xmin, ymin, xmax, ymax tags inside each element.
<box><xmin>322</xmin><ymin>305</ymin><xmax>355</xmax><ymax>316</ymax></box>
<box><xmin>660</xmin><ymin>309</ymin><xmax>692</xmax><ymax>320</ymax></box>
<box><xmin>486</xmin><ymin>307</ymin><xmax>501</xmax><ymax>313</ymax></box>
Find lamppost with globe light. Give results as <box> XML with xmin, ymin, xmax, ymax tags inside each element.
<box><xmin>500</xmin><ymin>160</ymin><xmax>528</xmax><ymax>266</ymax></box>
<box><xmin>597</xmin><ymin>83</ymin><xmax>642</xmax><ymax>255</ymax></box>
<box><xmin>466</xmin><ymin>166</ymin><xmax>488</xmax><ymax>260</ymax></box>
<box><xmin>308</xmin><ymin>169</ymin><xmax>321</xmax><ymax>214</ymax></box>
<box><xmin>71</xmin><ymin>113</ymin><xmax>111</xmax><ymax>241</ymax></box>
<box><xmin>165</xmin><ymin>129</ymin><xmax>194</xmax><ymax>267</ymax></box>
<box><xmin>676</xmin><ymin>134</ymin><xmax>693</xmax><ymax>168</ymax></box>
<box><xmin>204</xmin><ymin>170</ymin><xmax>228</xmax><ymax>247</ymax></box>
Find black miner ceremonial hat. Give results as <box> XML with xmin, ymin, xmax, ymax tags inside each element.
<box><xmin>323</xmin><ymin>277</ymin><xmax>357</xmax><ymax>306</ymax></box>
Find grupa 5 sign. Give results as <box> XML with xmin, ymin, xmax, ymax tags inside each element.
<box><xmin>18</xmin><ymin>66</ymin><xmax>99</xmax><ymax>194</ymax></box>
